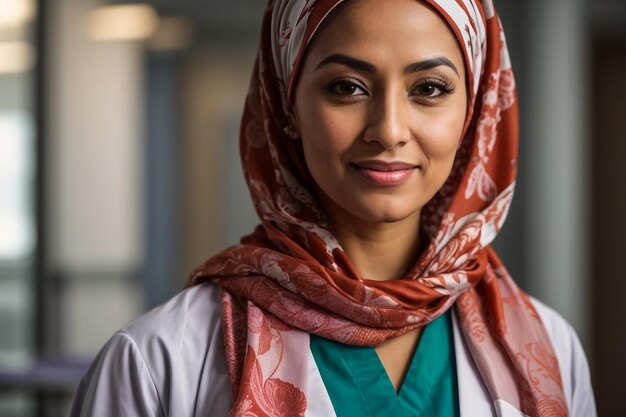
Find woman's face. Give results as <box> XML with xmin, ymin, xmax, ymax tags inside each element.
<box><xmin>292</xmin><ymin>0</ymin><xmax>467</xmax><ymax>226</ymax></box>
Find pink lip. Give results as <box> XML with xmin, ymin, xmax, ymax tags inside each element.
<box><xmin>351</xmin><ymin>160</ymin><xmax>418</xmax><ymax>186</ymax></box>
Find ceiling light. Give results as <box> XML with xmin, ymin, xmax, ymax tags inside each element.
<box><xmin>0</xmin><ymin>0</ymin><xmax>36</xmax><ymax>29</ymax></box>
<box><xmin>86</xmin><ymin>4</ymin><xmax>159</xmax><ymax>42</ymax></box>
<box><xmin>0</xmin><ymin>41</ymin><xmax>36</xmax><ymax>74</ymax></box>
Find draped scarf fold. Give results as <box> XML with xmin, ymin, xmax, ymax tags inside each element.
<box><xmin>189</xmin><ymin>0</ymin><xmax>568</xmax><ymax>415</ymax></box>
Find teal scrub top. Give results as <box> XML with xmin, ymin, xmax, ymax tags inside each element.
<box><xmin>310</xmin><ymin>310</ymin><xmax>460</xmax><ymax>417</ymax></box>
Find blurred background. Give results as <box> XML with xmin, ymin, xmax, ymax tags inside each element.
<box><xmin>0</xmin><ymin>0</ymin><xmax>624</xmax><ymax>416</ymax></box>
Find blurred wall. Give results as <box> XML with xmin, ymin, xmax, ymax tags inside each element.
<box><xmin>180</xmin><ymin>46</ymin><xmax>258</xmax><ymax>281</ymax></box>
<box><xmin>46</xmin><ymin>0</ymin><xmax>144</xmax><ymax>356</ymax></box>
<box><xmin>591</xmin><ymin>23</ymin><xmax>626</xmax><ymax>417</ymax></box>
<box><xmin>523</xmin><ymin>0</ymin><xmax>591</xmax><ymax>347</ymax></box>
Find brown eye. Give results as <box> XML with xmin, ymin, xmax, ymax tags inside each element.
<box><xmin>327</xmin><ymin>79</ymin><xmax>367</xmax><ymax>98</ymax></box>
<box><xmin>336</xmin><ymin>83</ymin><xmax>358</xmax><ymax>95</ymax></box>
<box><xmin>417</xmin><ymin>84</ymin><xmax>439</xmax><ymax>96</ymax></box>
<box><xmin>411</xmin><ymin>78</ymin><xmax>454</xmax><ymax>100</ymax></box>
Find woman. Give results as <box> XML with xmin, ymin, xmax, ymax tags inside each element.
<box><xmin>70</xmin><ymin>0</ymin><xmax>596</xmax><ymax>416</ymax></box>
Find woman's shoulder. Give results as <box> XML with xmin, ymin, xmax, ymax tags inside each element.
<box><xmin>70</xmin><ymin>282</ymin><xmax>232</xmax><ymax>417</ymax></box>
<box><xmin>120</xmin><ymin>281</ymin><xmax>223</xmax><ymax>348</ymax></box>
<box><xmin>529</xmin><ymin>297</ymin><xmax>597</xmax><ymax>417</ymax></box>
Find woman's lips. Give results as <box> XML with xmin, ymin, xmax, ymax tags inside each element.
<box><xmin>350</xmin><ymin>160</ymin><xmax>419</xmax><ymax>186</ymax></box>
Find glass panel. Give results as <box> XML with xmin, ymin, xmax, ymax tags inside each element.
<box><xmin>0</xmin><ymin>0</ymin><xmax>38</xmax><ymax>415</ymax></box>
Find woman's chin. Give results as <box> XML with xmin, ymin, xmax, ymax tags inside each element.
<box><xmin>317</xmin><ymin>187</ymin><xmax>425</xmax><ymax>227</ymax></box>
<box><xmin>363</xmin><ymin>211</ymin><xmax>420</xmax><ymax>225</ymax></box>
<box><xmin>345</xmin><ymin>203</ymin><xmax>423</xmax><ymax>226</ymax></box>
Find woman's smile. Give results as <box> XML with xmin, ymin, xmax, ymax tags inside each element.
<box><xmin>350</xmin><ymin>160</ymin><xmax>420</xmax><ymax>186</ymax></box>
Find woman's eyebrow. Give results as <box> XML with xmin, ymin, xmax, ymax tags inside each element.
<box><xmin>315</xmin><ymin>54</ymin><xmax>377</xmax><ymax>73</ymax></box>
<box><xmin>315</xmin><ymin>53</ymin><xmax>459</xmax><ymax>76</ymax></box>
<box><xmin>405</xmin><ymin>56</ymin><xmax>459</xmax><ymax>76</ymax></box>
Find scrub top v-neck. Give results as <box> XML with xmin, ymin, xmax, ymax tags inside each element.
<box><xmin>310</xmin><ymin>310</ymin><xmax>460</xmax><ymax>417</ymax></box>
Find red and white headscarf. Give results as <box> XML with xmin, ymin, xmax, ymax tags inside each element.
<box><xmin>190</xmin><ymin>0</ymin><xmax>568</xmax><ymax>415</ymax></box>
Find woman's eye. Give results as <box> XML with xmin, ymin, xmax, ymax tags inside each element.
<box><xmin>412</xmin><ymin>79</ymin><xmax>454</xmax><ymax>99</ymax></box>
<box><xmin>327</xmin><ymin>80</ymin><xmax>367</xmax><ymax>97</ymax></box>
<box><xmin>417</xmin><ymin>84</ymin><xmax>440</xmax><ymax>96</ymax></box>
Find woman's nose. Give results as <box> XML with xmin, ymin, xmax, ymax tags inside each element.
<box><xmin>363</xmin><ymin>90</ymin><xmax>411</xmax><ymax>149</ymax></box>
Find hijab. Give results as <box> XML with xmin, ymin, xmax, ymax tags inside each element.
<box><xmin>189</xmin><ymin>0</ymin><xmax>568</xmax><ymax>415</ymax></box>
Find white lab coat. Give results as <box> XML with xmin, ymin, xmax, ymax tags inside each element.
<box><xmin>70</xmin><ymin>283</ymin><xmax>596</xmax><ymax>417</ymax></box>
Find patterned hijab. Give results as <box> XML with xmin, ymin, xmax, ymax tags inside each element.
<box><xmin>189</xmin><ymin>0</ymin><xmax>568</xmax><ymax>415</ymax></box>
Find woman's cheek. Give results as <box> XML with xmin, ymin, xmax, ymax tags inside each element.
<box><xmin>315</xmin><ymin>112</ymin><xmax>358</xmax><ymax>151</ymax></box>
<box><xmin>418</xmin><ymin>135</ymin><xmax>455</xmax><ymax>160</ymax></box>
<box><xmin>420</xmin><ymin>117</ymin><xmax>463</xmax><ymax>159</ymax></box>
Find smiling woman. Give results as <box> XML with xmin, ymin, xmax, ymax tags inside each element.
<box><xmin>291</xmin><ymin>0</ymin><xmax>467</xmax><ymax>282</ymax></box>
<box><xmin>70</xmin><ymin>1</ymin><xmax>597</xmax><ymax>416</ymax></box>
